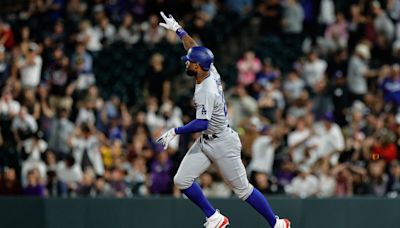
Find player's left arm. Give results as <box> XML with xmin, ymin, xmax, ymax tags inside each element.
<box><xmin>158</xmin><ymin>11</ymin><xmax>198</xmax><ymax>50</ymax></box>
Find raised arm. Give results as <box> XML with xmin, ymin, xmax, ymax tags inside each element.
<box><xmin>159</xmin><ymin>11</ymin><xmax>198</xmax><ymax>50</ymax></box>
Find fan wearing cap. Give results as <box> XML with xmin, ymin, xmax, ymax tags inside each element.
<box><xmin>156</xmin><ymin>11</ymin><xmax>291</xmax><ymax>228</ymax></box>
<box><xmin>347</xmin><ymin>43</ymin><xmax>378</xmax><ymax>101</ymax></box>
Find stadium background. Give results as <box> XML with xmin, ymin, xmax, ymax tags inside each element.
<box><xmin>0</xmin><ymin>0</ymin><xmax>400</xmax><ymax>227</ymax></box>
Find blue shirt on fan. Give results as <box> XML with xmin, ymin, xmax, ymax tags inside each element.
<box><xmin>380</xmin><ymin>78</ymin><xmax>400</xmax><ymax>105</ymax></box>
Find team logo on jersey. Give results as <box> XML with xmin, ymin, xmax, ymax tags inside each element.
<box><xmin>200</xmin><ymin>104</ymin><xmax>207</xmax><ymax>115</ymax></box>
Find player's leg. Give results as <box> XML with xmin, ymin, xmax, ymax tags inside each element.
<box><xmin>205</xmin><ymin>130</ymin><xmax>279</xmax><ymax>227</ymax></box>
<box><xmin>174</xmin><ymin>138</ymin><xmax>216</xmax><ymax>218</ymax></box>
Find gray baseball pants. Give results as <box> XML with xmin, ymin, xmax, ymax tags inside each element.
<box><xmin>174</xmin><ymin>128</ymin><xmax>254</xmax><ymax>200</ymax></box>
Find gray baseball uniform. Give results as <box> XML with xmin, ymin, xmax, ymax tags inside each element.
<box><xmin>174</xmin><ymin>65</ymin><xmax>254</xmax><ymax>200</ymax></box>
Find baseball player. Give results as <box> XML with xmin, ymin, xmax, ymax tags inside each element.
<box><xmin>157</xmin><ymin>12</ymin><xmax>291</xmax><ymax>228</ymax></box>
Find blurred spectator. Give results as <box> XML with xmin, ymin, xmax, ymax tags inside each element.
<box><xmin>332</xmin><ymin>164</ymin><xmax>354</xmax><ymax>197</ymax></box>
<box><xmin>330</xmin><ymin>70</ymin><xmax>351</xmax><ymax>127</ymax></box>
<box><xmin>149</xmin><ymin>150</ymin><xmax>173</xmax><ymax>194</ymax></box>
<box><xmin>324</xmin><ymin>12</ymin><xmax>348</xmax><ymax>52</ymax></box>
<box><xmin>76</xmin><ymin>99</ymin><xmax>96</xmax><ymax>127</ymax></box>
<box><xmin>100</xmin><ymin>139</ymin><xmax>123</xmax><ymax>170</ymax></box>
<box><xmin>126</xmin><ymin>157</ymin><xmax>148</xmax><ymax>195</ymax></box>
<box><xmin>252</xmin><ymin>172</ymin><xmax>283</xmax><ymax>194</ymax></box>
<box><xmin>371</xmin><ymin>129</ymin><xmax>398</xmax><ymax>164</ymax></box>
<box><xmin>0</xmin><ymin>168</ymin><xmax>22</xmax><ymax>196</ymax></box>
<box><xmin>46</xmin><ymin>47</ymin><xmax>76</xmax><ymax>111</ymax></box>
<box><xmin>314</xmin><ymin>112</ymin><xmax>345</xmax><ymax>165</ymax></box>
<box><xmin>226</xmin><ymin>85</ymin><xmax>258</xmax><ymax>129</ymax></box>
<box><xmin>312</xmin><ymin>78</ymin><xmax>333</xmax><ymax>117</ymax></box>
<box><xmin>387</xmin><ymin>160</ymin><xmax>400</xmax><ymax>196</ymax></box>
<box><xmin>95</xmin><ymin>16</ymin><xmax>116</xmax><ymax>47</ymax></box>
<box><xmin>21</xmin><ymin>89</ymin><xmax>41</xmax><ymax>120</ymax></box>
<box><xmin>66</xmin><ymin>0</ymin><xmax>87</xmax><ymax>24</ymax></box>
<box><xmin>0</xmin><ymin>87</ymin><xmax>20</xmax><ymax>119</ymax></box>
<box><xmin>0</xmin><ymin>20</ymin><xmax>15</xmax><ymax>50</ymax></box>
<box><xmin>257</xmin><ymin>0</ymin><xmax>283</xmax><ymax>35</ymax></box>
<box><xmin>109</xmin><ymin>168</ymin><xmax>130</xmax><ymax>198</ymax></box>
<box><xmin>282</xmin><ymin>0</ymin><xmax>304</xmax><ymax>35</ymax></box>
<box><xmin>283</xmin><ymin>71</ymin><xmax>305</xmax><ymax>103</ymax></box>
<box><xmin>117</xmin><ymin>14</ymin><xmax>141</xmax><ymax>45</ymax></box>
<box><xmin>301</xmin><ymin>50</ymin><xmax>327</xmax><ymax>93</ymax></box>
<box><xmin>239</xmin><ymin>115</ymin><xmax>263</xmax><ymax>158</ymax></box>
<box><xmin>197</xmin><ymin>0</ymin><xmax>218</xmax><ymax>22</ymax></box>
<box><xmin>56</xmin><ymin>155</ymin><xmax>82</xmax><ymax>192</ymax></box>
<box><xmin>372</xmin><ymin>1</ymin><xmax>395</xmax><ymax>42</ymax></box>
<box><xmin>143</xmin><ymin>53</ymin><xmax>170</xmax><ymax>102</ymax></box>
<box><xmin>142</xmin><ymin>14</ymin><xmax>166</xmax><ymax>45</ymax></box>
<box><xmin>288</xmin><ymin>117</ymin><xmax>316</xmax><ymax>170</ymax></box>
<box><xmin>23</xmin><ymin>168</ymin><xmax>46</xmax><ymax>197</ymax></box>
<box><xmin>347</xmin><ymin>43</ymin><xmax>377</xmax><ymax>100</ymax></box>
<box><xmin>76</xmin><ymin>20</ymin><xmax>102</xmax><ymax>52</ymax></box>
<box><xmin>285</xmin><ymin>167</ymin><xmax>319</xmax><ymax>198</ymax></box>
<box><xmin>387</xmin><ymin>0</ymin><xmax>400</xmax><ymax>21</ymax></box>
<box><xmin>200</xmin><ymin>172</ymin><xmax>232</xmax><ymax>197</ymax></box>
<box><xmin>380</xmin><ymin>64</ymin><xmax>400</xmax><ymax>106</ymax></box>
<box><xmin>48</xmin><ymin>108</ymin><xmax>74</xmax><ymax>158</ymax></box>
<box><xmin>236</xmin><ymin>51</ymin><xmax>262</xmax><ymax>86</ymax></box>
<box><xmin>94</xmin><ymin>176</ymin><xmax>115</xmax><ymax>197</ymax></box>
<box><xmin>72</xmin><ymin>43</ymin><xmax>95</xmax><ymax>91</ymax></box>
<box><xmin>20</xmin><ymin>132</ymin><xmax>48</xmax><ymax>186</ymax></box>
<box><xmin>318</xmin><ymin>0</ymin><xmax>335</xmax><ymax>27</ymax></box>
<box><xmin>77</xmin><ymin>169</ymin><xmax>96</xmax><ymax>197</ymax></box>
<box><xmin>257</xmin><ymin>77</ymin><xmax>285</xmax><ymax>123</ymax></box>
<box><xmin>314</xmin><ymin>159</ymin><xmax>336</xmax><ymax>198</ymax></box>
<box><xmin>348</xmin><ymin>4</ymin><xmax>366</xmax><ymax>51</ymax></box>
<box><xmin>11</xmin><ymin>106</ymin><xmax>38</xmax><ymax>143</ymax></box>
<box><xmin>248</xmin><ymin>126</ymin><xmax>276</xmax><ymax>175</ymax></box>
<box><xmin>366</xmin><ymin>160</ymin><xmax>388</xmax><ymax>196</ymax></box>
<box><xmin>326</xmin><ymin>49</ymin><xmax>348</xmax><ymax>79</ymax></box>
<box><xmin>70</xmin><ymin>124</ymin><xmax>104</xmax><ymax>176</ymax></box>
<box><xmin>16</xmin><ymin>42</ymin><xmax>42</xmax><ymax>89</ymax></box>
<box><xmin>46</xmin><ymin>20</ymin><xmax>65</xmax><ymax>48</ymax></box>
<box><xmin>46</xmin><ymin>170</ymin><xmax>68</xmax><ymax>197</ymax></box>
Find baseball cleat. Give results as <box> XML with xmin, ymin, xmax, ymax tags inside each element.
<box><xmin>274</xmin><ymin>217</ymin><xmax>291</xmax><ymax>228</ymax></box>
<box><xmin>203</xmin><ymin>210</ymin><xmax>230</xmax><ymax>228</ymax></box>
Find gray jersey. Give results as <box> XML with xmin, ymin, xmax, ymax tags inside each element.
<box><xmin>193</xmin><ymin>65</ymin><xmax>228</xmax><ymax>134</ymax></box>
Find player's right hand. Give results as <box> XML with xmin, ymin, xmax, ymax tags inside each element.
<box><xmin>156</xmin><ymin>128</ymin><xmax>177</xmax><ymax>150</ymax></box>
<box><xmin>159</xmin><ymin>11</ymin><xmax>181</xmax><ymax>32</ymax></box>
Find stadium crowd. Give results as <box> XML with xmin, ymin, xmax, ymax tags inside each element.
<box><xmin>0</xmin><ymin>0</ymin><xmax>400</xmax><ymax>199</ymax></box>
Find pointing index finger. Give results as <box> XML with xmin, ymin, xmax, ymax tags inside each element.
<box><xmin>160</xmin><ymin>11</ymin><xmax>168</xmax><ymax>21</ymax></box>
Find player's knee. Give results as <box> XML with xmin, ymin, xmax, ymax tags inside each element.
<box><xmin>173</xmin><ymin>174</ymin><xmax>194</xmax><ymax>190</ymax></box>
<box><xmin>233</xmin><ymin>183</ymin><xmax>254</xmax><ymax>200</ymax></box>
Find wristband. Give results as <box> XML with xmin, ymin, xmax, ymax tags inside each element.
<box><xmin>176</xmin><ymin>27</ymin><xmax>188</xmax><ymax>39</ymax></box>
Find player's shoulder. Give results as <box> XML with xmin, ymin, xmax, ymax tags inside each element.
<box><xmin>195</xmin><ymin>80</ymin><xmax>218</xmax><ymax>97</ymax></box>
<box><xmin>209</xmin><ymin>64</ymin><xmax>219</xmax><ymax>76</ymax></box>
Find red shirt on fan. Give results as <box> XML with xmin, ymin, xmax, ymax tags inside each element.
<box><xmin>372</xmin><ymin>143</ymin><xmax>398</xmax><ymax>163</ymax></box>
<box><xmin>0</xmin><ymin>23</ymin><xmax>15</xmax><ymax>50</ymax></box>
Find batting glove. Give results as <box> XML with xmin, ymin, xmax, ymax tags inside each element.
<box><xmin>159</xmin><ymin>11</ymin><xmax>181</xmax><ymax>32</ymax></box>
<box><xmin>156</xmin><ymin>128</ymin><xmax>177</xmax><ymax>150</ymax></box>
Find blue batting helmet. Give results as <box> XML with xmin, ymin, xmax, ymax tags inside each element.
<box><xmin>181</xmin><ymin>46</ymin><xmax>214</xmax><ymax>71</ymax></box>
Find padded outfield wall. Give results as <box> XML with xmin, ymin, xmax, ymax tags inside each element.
<box><xmin>0</xmin><ymin>197</ymin><xmax>399</xmax><ymax>228</ymax></box>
